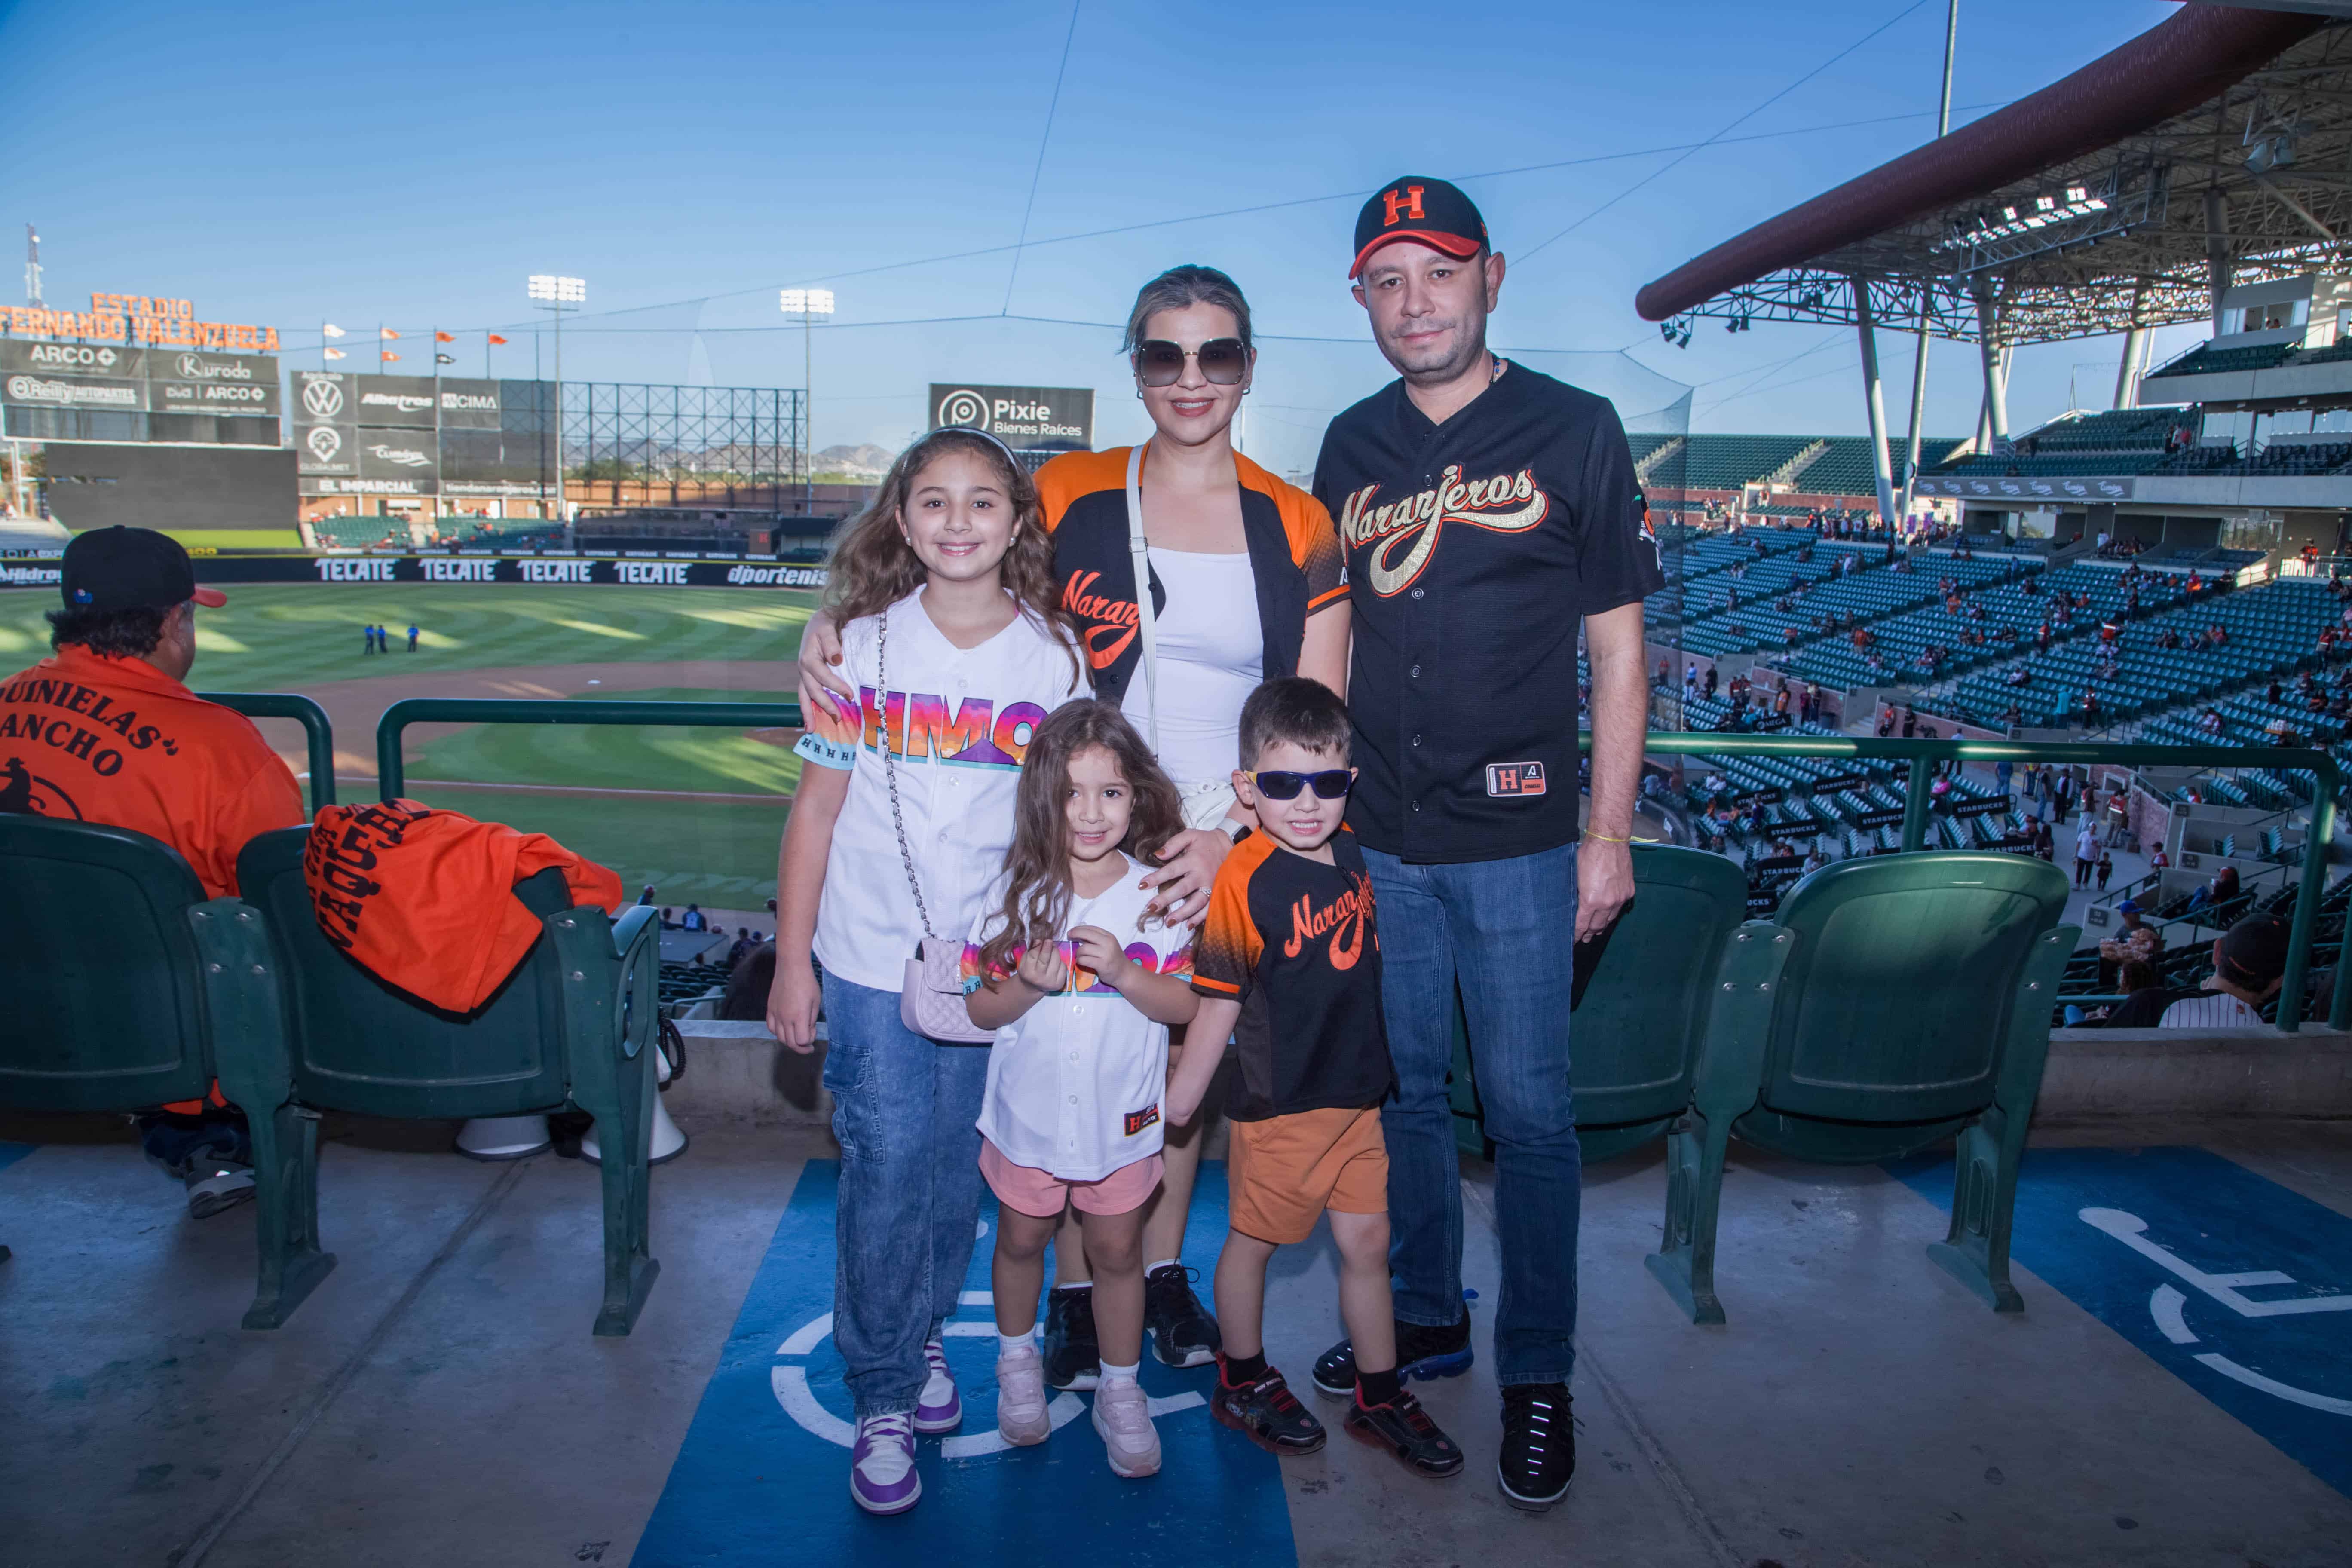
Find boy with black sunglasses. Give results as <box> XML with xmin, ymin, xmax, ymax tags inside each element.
<box><xmin>1167</xmin><ymin>677</ymin><xmax>1463</xmax><ymax>1479</ymax></box>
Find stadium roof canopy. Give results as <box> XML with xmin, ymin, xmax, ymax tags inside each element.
<box><xmin>1635</xmin><ymin>6</ymin><xmax>2352</xmax><ymax>348</ymax></box>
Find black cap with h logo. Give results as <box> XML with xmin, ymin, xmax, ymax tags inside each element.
<box><xmin>1350</xmin><ymin>176</ymin><xmax>1489</xmax><ymax>280</ymax></box>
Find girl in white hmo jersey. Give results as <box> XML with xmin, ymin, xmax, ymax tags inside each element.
<box><xmin>768</xmin><ymin>427</ymin><xmax>1082</xmax><ymax>1518</ymax></box>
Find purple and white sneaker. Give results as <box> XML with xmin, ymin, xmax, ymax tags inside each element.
<box><xmin>914</xmin><ymin>1338</ymin><xmax>962</xmax><ymax>1434</ymax></box>
<box><xmin>850</xmin><ymin>1412</ymin><xmax>921</xmax><ymax>1516</ymax></box>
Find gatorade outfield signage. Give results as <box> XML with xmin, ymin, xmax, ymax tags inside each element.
<box><xmin>929</xmin><ymin>382</ymin><xmax>1093</xmax><ymax>452</ymax></box>
<box><xmin>191</xmin><ymin>555</ymin><xmax>827</xmax><ymax>590</ymax></box>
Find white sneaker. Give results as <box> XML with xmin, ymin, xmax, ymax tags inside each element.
<box><xmin>184</xmin><ymin>1164</ymin><xmax>255</xmax><ymax>1219</ymax></box>
<box><xmin>996</xmin><ymin>1347</ymin><xmax>1051</xmax><ymax>1446</ymax></box>
<box><xmin>1090</xmin><ymin>1378</ymin><xmax>1161</xmax><ymax>1478</ymax></box>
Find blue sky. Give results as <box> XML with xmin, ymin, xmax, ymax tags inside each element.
<box><xmin>0</xmin><ymin>0</ymin><xmax>2196</xmax><ymax>477</ymax></box>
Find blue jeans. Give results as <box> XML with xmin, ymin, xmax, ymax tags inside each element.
<box><xmin>820</xmin><ymin>971</ymin><xmax>991</xmax><ymax>1418</ymax></box>
<box><xmin>1364</xmin><ymin>842</ymin><xmax>1581</xmax><ymax>1387</ymax></box>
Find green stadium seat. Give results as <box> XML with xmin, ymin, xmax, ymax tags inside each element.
<box><xmin>1646</xmin><ymin>851</ymin><xmax>2076</xmax><ymax>1324</ymax></box>
<box><xmin>0</xmin><ymin>814</ymin><xmax>324</xmax><ymax>1323</ymax></box>
<box><xmin>1447</xmin><ymin>844</ymin><xmax>1754</xmax><ymax>1163</ymax></box>
<box><xmin>229</xmin><ymin>827</ymin><xmax>664</xmax><ymax>1335</ymax></box>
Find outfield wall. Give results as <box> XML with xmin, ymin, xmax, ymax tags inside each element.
<box><xmin>188</xmin><ymin>554</ymin><xmax>827</xmax><ymax>589</ymax></box>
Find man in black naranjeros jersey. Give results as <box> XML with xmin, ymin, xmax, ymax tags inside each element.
<box><xmin>1307</xmin><ymin>176</ymin><xmax>1665</xmax><ymax>1513</ymax></box>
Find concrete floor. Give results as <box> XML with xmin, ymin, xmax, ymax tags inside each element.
<box><xmin>3</xmin><ymin>1113</ymin><xmax>2348</xmax><ymax>1568</ymax></box>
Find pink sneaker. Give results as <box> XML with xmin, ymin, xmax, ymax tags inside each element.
<box><xmin>1091</xmin><ymin>1379</ymin><xmax>1161</xmax><ymax>1478</ymax></box>
<box><xmin>996</xmin><ymin>1346</ymin><xmax>1050</xmax><ymax>1446</ymax></box>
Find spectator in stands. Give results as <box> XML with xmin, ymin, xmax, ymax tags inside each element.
<box><xmin>1901</xmin><ymin>704</ymin><xmax>1917</xmax><ymax>738</ymax></box>
<box><xmin>2072</xmin><ymin>818</ymin><xmax>2100</xmax><ymax>887</ymax></box>
<box><xmin>2096</xmin><ymin>850</ymin><xmax>2114</xmax><ymax>891</ymax></box>
<box><xmin>2032</xmin><ymin>821</ymin><xmax>2055</xmax><ymax>862</ymax></box>
<box><xmin>2186</xmin><ymin>863</ymin><xmax>2240</xmax><ymax>916</ymax></box>
<box><xmin>2065</xmin><ymin>958</ymin><xmax>2160</xmax><ymax>1027</ymax></box>
<box><xmin>2106</xmin><ymin>789</ymin><xmax>2131</xmax><ymax>847</ymax></box>
<box><xmin>725</xmin><ymin>925</ymin><xmax>758</xmax><ymax>970</ymax></box>
<box><xmin>0</xmin><ymin>527</ymin><xmax>305</xmax><ymax>1218</ymax></box>
<box><xmin>2103</xmin><ymin>913</ymin><xmax>2291</xmax><ymax>1029</ymax></box>
<box><xmin>2198</xmin><ymin>707</ymin><xmax>2226</xmax><ymax>735</ymax></box>
<box><xmin>680</xmin><ymin>903</ymin><xmax>707</xmax><ymax>932</ymax></box>
<box><xmin>719</xmin><ymin>940</ymin><xmax>778</xmax><ymax>1021</ymax></box>
<box><xmin>638</xmin><ymin>883</ymin><xmax>657</xmax><ymax>906</ymax></box>
<box><xmin>2099</xmin><ymin>900</ymin><xmax>2161</xmax><ymax>987</ymax></box>
<box><xmin>660</xmin><ymin>906</ymin><xmax>676</xmax><ymax>928</ymax></box>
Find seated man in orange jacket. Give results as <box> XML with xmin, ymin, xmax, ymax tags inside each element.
<box><xmin>0</xmin><ymin>527</ymin><xmax>306</xmax><ymax>1217</ymax></box>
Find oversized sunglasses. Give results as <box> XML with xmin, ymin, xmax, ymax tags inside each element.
<box><xmin>1133</xmin><ymin>337</ymin><xmax>1248</xmax><ymax>387</ymax></box>
<box><xmin>1250</xmin><ymin>769</ymin><xmax>1352</xmax><ymax>801</ymax></box>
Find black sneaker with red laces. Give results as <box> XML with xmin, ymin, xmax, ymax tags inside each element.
<box><xmin>1343</xmin><ymin>1388</ymin><xmax>1464</xmax><ymax>1477</ymax></box>
<box><xmin>1211</xmin><ymin>1359</ymin><xmax>1327</xmax><ymax>1456</ymax></box>
<box><xmin>1497</xmin><ymin>1383</ymin><xmax>1574</xmax><ymax>1510</ymax></box>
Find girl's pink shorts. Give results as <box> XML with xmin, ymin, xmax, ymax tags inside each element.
<box><xmin>980</xmin><ymin>1138</ymin><xmax>1164</xmax><ymax>1219</ymax></box>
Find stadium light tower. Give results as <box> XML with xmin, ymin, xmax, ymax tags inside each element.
<box><xmin>528</xmin><ymin>274</ymin><xmax>585</xmax><ymax>531</ymax></box>
<box><xmin>780</xmin><ymin>288</ymin><xmax>834</xmax><ymax>509</ymax></box>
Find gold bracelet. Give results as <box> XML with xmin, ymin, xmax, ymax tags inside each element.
<box><xmin>1583</xmin><ymin>829</ymin><xmax>1633</xmax><ymax>845</ymax></box>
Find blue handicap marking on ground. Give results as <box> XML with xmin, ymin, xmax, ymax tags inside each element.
<box><xmin>1893</xmin><ymin>1146</ymin><xmax>2352</xmax><ymax>1498</ymax></box>
<box><xmin>0</xmin><ymin>1142</ymin><xmax>36</xmax><ymax>1176</ymax></box>
<box><xmin>632</xmin><ymin>1160</ymin><xmax>1294</xmax><ymax>1567</ymax></box>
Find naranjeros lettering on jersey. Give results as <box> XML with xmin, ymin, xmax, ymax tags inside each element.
<box><xmin>1313</xmin><ymin>360</ymin><xmax>1665</xmax><ymax>864</ymax></box>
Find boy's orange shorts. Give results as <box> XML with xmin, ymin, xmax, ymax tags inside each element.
<box><xmin>1226</xmin><ymin>1104</ymin><xmax>1387</xmax><ymax>1244</ymax></box>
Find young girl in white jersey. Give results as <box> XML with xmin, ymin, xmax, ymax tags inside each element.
<box><xmin>768</xmin><ymin>427</ymin><xmax>1082</xmax><ymax>1518</ymax></box>
<box><xmin>962</xmin><ymin>701</ymin><xmax>1198</xmax><ymax>1478</ymax></box>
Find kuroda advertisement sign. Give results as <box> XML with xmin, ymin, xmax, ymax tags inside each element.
<box><xmin>929</xmin><ymin>383</ymin><xmax>1093</xmax><ymax>452</ymax></box>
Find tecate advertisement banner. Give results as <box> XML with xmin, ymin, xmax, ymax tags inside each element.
<box><xmin>929</xmin><ymin>383</ymin><xmax>1093</xmax><ymax>451</ymax></box>
<box><xmin>198</xmin><ymin>555</ymin><xmax>828</xmax><ymax>589</ymax></box>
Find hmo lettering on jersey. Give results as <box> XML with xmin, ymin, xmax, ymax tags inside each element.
<box><xmin>1336</xmin><ymin>463</ymin><xmax>1548</xmax><ymax>596</ymax></box>
<box><xmin>808</xmin><ymin>686</ymin><xmax>1048</xmax><ymax>770</ymax></box>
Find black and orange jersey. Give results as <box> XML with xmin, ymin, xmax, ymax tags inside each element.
<box><xmin>1035</xmin><ymin>445</ymin><xmax>1348</xmax><ymax>704</ymax></box>
<box><xmin>1314</xmin><ymin>360</ymin><xmax>1668</xmax><ymax>863</ymax></box>
<box><xmin>1190</xmin><ymin>825</ymin><xmax>1393</xmax><ymax>1122</ymax></box>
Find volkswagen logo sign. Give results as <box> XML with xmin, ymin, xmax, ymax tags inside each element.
<box><xmin>303</xmin><ymin>378</ymin><xmax>345</xmax><ymax>419</ymax></box>
<box><xmin>936</xmin><ymin>388</ymin><xmax>989</xmax><ymax>430</ymax></box>
<box><xmin>306</xmin><ymin>426</ymin><xmax>343</xmax><ymax>462</ymax></box>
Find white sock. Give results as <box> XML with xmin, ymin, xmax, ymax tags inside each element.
<box><xmin>1099</xmin><ymin>1358</ymin><xmax>1139</xmax><ymax>1388</ymax></box>
<box><xmin>999</xmin><ymin>1330</ymin><xmax>1035</xmax><ymax>1358</ymax></box>
<box><xmin>1057</xmin><ymin>1279</ymin><xmax>1092</xmax><ymax>1292</ymax></box>
<box><xmin>1145</xmin><ymin>1258</ymin><xmax>1182</xmax><ymax>1276</ymax></box>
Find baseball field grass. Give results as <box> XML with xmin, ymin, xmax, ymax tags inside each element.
<box><xmin>0</xmin><ymin>583</ymin><xmax>818</xmax><ymax>906</ymax></box>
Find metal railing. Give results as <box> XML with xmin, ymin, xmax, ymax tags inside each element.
<box><xmin>201</xmin><ymin>692</ymin><xmax>336</xmax><ymax>812</ymax></box>
<box><xmin>358</xmin><ymin>703</ymin><xmax>2348</xmax><ymax>1032</ymax></box>
<box><xmin>375</xmin><ymin>697</ymin><xmax>805</xmax><ymax>797</ymax></box>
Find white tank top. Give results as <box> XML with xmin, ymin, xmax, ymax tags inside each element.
<box><xmin>1119</xmin><ymin>546</ymin><xmax>1262</xmax><ymax>788</ymax></box>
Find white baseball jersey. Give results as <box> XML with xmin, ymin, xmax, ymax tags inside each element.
<box><xmin>796</xmin><ymin>588</ymin><xmax>1084</xmax><ymax>994</ymax></box>
<box><xmin>962</xmin><ymin>854</ymin><xmax>1194</xmax><ymax>1181</ymax></box>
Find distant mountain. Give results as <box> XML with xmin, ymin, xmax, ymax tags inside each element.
<box><xmin>818</xmin><ymin>443</ymin><xmax>894</xmax><ymax>478</ymax></box>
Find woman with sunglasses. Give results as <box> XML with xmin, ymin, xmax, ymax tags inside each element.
<box><xmin>799</xmin><ymin>263</ymin><xmax>1351</xmax><ymax>1382</ymax></box>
